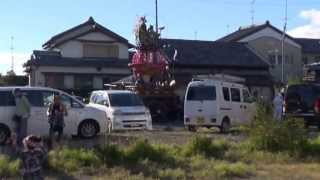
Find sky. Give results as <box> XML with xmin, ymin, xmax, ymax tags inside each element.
<box><xmin>0</xmin><ymin>0</ymin><xmax>319</xmax><ymax>75</ymax></box>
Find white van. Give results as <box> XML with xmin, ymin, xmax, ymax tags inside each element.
<box><xmin>0</xmin><ymin>87</ymin><xmax>108</xmax><ymax>144</ymax></box>
<box><xmin>184</xmin><ymin>78</ymin><xmax>255</xmax><ymax>132</ymax></box>
<box><xmin>89</xmin><ymin>90</ymin><xmax>152</xmax><ymax>131</ymax></box>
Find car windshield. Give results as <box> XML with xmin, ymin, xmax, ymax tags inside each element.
<box><xmin>187</xmin><ymin>85</ymin><xmax>216</xmax><ymax>101</ymax></box>
<box><xmin>108</xmin><ymin>93</ymin><xmax>144</xmax><ymax>107</ymax></box>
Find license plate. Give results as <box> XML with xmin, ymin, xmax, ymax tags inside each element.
<box><xmin>131</xmin><ymin>124</ymin><xmax>140</xmax><ymax>127</ymax></box>
<box><xmin>197</xmin><ymin>117</ymin><xmax>205</xmax><ymax>124</ymax></box>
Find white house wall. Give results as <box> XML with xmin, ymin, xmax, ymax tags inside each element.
<box><xmin>57</xmin><ymin>32</ymin><xmax>129</xmax><ymax>59</ymax></box>
<box><xmin>31</xmin><ymin>66</ymin><xmax>130</xmax><ymax>88</ymax></box>
<box><xmin>239</xmin><ymin>27</ymin><xmax>301</xmax><ymax>49</ymax></box>
<box><xmin>59</xmin><ymin>40</ymin><xmax>83</xmax><ymax>58</ymax></box>
<box><xmin>93</xmin><ymin>76</ymin><xmax>103</xmax><ymax>89</ymax></box>
<box><xmin>64</xmin><ymin>75</ymin><xmax>74</xmax><ymax>89</ymax></box>
<box><xmin>78</xmin><ymin>32</ymin><xmax>115</xmax><ymax>41</ymax></box>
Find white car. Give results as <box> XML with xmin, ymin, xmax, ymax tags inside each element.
<box><xmin>184</xmin><ymin>77</ymin><xmax>256</xmax><ymax>132</ymax></box>
<box><xmin>0</xmin><ymin>87</ymin><xmax>108</xmax><ymax>144</ymax></box>
<box><xmin>89</xmin><ymin>90</ymin><xmax>152</xmax><ymax>131</ymax></box>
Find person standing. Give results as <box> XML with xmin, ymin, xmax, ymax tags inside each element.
<box><xmin>273</xmin><ymin>92</ymin><xmax>284</xmax><ymax>121</ymax></box>
<box><xmin>20</xmin><ymin>135</ymin><xmax>46</xmax><ymax>180</ymax></box>
<box><xmin>47</xmin><ymin>95</ymin><xmax>67</xmax><ymax>147</ymax></box>
<box><xmin>12</xmin><ymin>88</ymin><xmax>31</xmax><ymax>149</ymax></box>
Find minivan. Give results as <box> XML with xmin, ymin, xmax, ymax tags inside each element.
<box><xmin>0</xmin><ymin>87</ymin><xmax>108</xmax><ymax>144</ymax></box>
<box><xmin>89</xmin><ymin>90</ymin><xmax>152</xmax><ymax>131</ymax></box>
<box><xmin>184</xmin><ymin>78</ymin><xmax>255</xmax><ymax>132</ymax></box>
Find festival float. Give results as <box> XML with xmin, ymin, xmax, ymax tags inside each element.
<box><xmin>108</xmin><ymin>17</ymin><xmax>182</xmax><ymax>122</ymax></box>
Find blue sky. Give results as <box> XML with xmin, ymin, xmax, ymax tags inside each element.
<box><xmin>0</xmin><ymin>0</ymin><xmax>319</xmax><ymax>74</ymax></box>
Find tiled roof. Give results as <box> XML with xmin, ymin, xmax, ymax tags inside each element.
<box><xmin>43</xmin><ymin>17</ymin><xmax>134</xmax><ymax>49</ymax></box>
<box><xmin>217</xmin><ymin>21</ymin><xmax>298</xmax><ymax>44</ymax></box>
<box><xmin>295</xmin><ymin>38</ymin><xmax>320</xmax><ymax>54</ymax></box>
<box><xmin>27</xmin><ymin>50</ymin><xmax>130</xmax><ymax>67</ymax></box>
<box><xmin>161</xmin><ymin>39</ymin><xmax>269</xmax><ymax>68</ymax></box>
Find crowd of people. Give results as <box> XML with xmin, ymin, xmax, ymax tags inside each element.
<box><xmin>9</xmin><ymin>88</ymin><xmax>68</xmax><ymax>179</ymax></box>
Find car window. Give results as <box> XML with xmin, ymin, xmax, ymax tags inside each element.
<box><xmin>60</xmin><ymin>94</ymin><xmax>72</xmax><ymax>107</ymax></box>
<box><xmin>0</xmin><ymin>91</ymin><xmax>15</xmax><ymax>106</ymax></box>
<box><xmin>222</xmin><ymin>87</ymin><xmax>230</xmax><ymax>101</ymax></box>
<box><xmin>90</xmin><ymin>93</ymin><xmax>97</xmax><ymax>103</ymax></box>
<box><xmin>71</xmin><ymin>99</ymin><xmax>83</xmax><ymax>108</ymax></box>
<box><xmin>187</xmin><ymin>86</ymin><xmax>216</xmax><ymax>101</ymax></box>
<box><xmin>243</xmin><ymin>89</ymin><xmax>252</xmax><ymax>103</ymax></box>
<box><xmin>231</xmin><ymin>88</ymin><xmax>241</xmax><ymax>102</ymax></box>
<box><xmin>42</xmin><ymin>91</ymin><xmax>55</xmax><ymax>107</ymax></box>
<box><xmin>23</xmin><ymin>91</ymin><xmax>43</xmax><ymax>107</ymax></box>
<box><xmin>108</xmin><ymin>93</ymin><xmax>144</xmax><ymax>107</ymax></box>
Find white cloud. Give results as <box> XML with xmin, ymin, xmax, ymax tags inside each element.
<box><xmin>0</xmin><ymin>52</ymin><xmax>30</xmax><ymax>75</ymax></box>
<box><xmin>288</xmin><ymin>9</ymin><xmax>320</xmax><ymax>38</ymax></box>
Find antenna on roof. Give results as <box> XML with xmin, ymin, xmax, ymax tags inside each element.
<box><xmin>10</xmin><ymin>36</ymin><xmax>14</xmax><ymax>73</ymax></box>
<box><xmin>250</xmin><ymin>0</ymin><xmax>256</xmax><ymax>25</ymax></box>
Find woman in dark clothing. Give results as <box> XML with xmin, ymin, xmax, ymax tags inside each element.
<box><xmin>47</xmin><ymin>95</ymin><xmax>67</xmax><ymax>147</ymax></box>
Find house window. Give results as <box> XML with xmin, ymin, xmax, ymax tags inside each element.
<box><xmin>303</xmin><ymin>57</ymin><xmax>308</xmax><ymax>64</ymax></box>
<box><xmin>83</xmin><ymin>44</ymin><xmax>119</xmax><ymax>58</ymax></box>
<box><xmin>45</xmin><ymin>74</ymin><xmax>65</xmax><ymax>89</ymax></box>
<box><xmin>268</xmin><ymin>55</ymin><xmax>276</xmax><ymax>65</ymax></box>
<box><xmin>277</xmin><ymin>56</ymin><xmax>283</xmax><ymax>65</ymax></box>
<box><xmin>74</xmin><ymin>75</ymin><xmax>93</xmax><ymax>89</ymax></box>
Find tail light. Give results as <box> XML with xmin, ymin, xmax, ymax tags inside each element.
<box><xmin>314</xmin><ymin>99</ymin><xmax>320</xmax><ymax>113</ymax></box>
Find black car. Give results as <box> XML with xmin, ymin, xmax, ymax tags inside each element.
<box><xmin>284</xmin><ymin>83</ymin><xmax>320</xmax><ymax>127</ymax></box>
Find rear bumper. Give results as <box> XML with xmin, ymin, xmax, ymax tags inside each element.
<box><xmin>112</xmin><ymin>120</ymin><xmax>152</xmax><ymax>130</ymax></box>
<box><xmin>283</xmin><ymin>113</ymin><xmax>320</xmax><ymax>124</ymax></box>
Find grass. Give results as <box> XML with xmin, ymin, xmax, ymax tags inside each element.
<box><xmin>6</xmin><ymin>101</ymin><xmax>320</xmax><ymax>180</ymax></box>
<box><xmin>0</xmin><ymin>155</ymin><xmax>20</xmax><ymax>178</ymax></box>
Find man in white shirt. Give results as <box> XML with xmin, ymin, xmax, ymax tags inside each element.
<box><xmin>12</xmin><ymin>88</ymin><xmax>31</xmax><ymax>149</ymax></box>
<box><xmin>273</xmin><ymin>91</ymin><xmax>284</xmax><ymax>121</ymax></box>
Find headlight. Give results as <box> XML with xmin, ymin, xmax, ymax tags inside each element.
<box><xmin>112</xmin><ymin>109</ymin><xmax>123</xmax><ymax>116</ymax></box>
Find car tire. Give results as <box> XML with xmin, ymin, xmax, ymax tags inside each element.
<box><xmin>187</xmin><ymin>125</ymin><xmax>197</xmax><ymax>132</ymax></box>
<box><xmin>0</xmin><ymin>125</ymin><xmax>10</xmax><ymax>145</ymax></box>
<box><xmin>220</xmin><ymin>118</ymin><xmax>230</xmax><ymax>133</ymax></box>
<box><xmin>78</xmin><ymin>120</ymin><xmax>98</xmax><ymax>139</ymax></box>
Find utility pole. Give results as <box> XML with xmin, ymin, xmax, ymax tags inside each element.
<box><xmin>155</xmin><ymin>0</ymin><xmax>158</xmax><ymax>34</ymax></box>
<box><xmin>10</xmin><ymin>36</ymin><xmax>14</xmax><ymax>73</ymax></box>
<box><xmin>281</xmin><ymin>0</ymin><xmax>287</xmax><ymax>83</ymax></box>
<box><xmin>250</xmin><ymin>0</ymin><xmax>255</xmax><ymax>25</ymax></box>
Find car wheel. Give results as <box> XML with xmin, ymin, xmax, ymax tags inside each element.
<box><xmin>0</xmin><ymin>125</ymin><xmax>10</xmax><ymax>145</ymax></box>
<box><xmin>220</xmin><ymin>118</ymin><xmax>230</xmax><ymax>133</ymax></box>
<box><xmin>187</xmin><ymin>125</ymin><xmax>197</xmax><ymax>132</ymax></box>
<box><xmin>79</xmin><ymin>120</ymin><xmax>98</xmax><ymax>138</ymax></box>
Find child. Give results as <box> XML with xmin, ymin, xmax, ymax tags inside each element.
<box><xmin>20</xmin><ymin>135</ymin><xmax>46</xmax><ymax>180</ymax></box>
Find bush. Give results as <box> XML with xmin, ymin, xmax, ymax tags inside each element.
<box><xmin>182</xmin><ymin>136</ymin><xmax>229</xmax><ymax>158</ymax></box>
<box><xmin>124</xmin><ymin>139</ymin><xmax>175</xmax><ymax>166</ymax></box>
<box><xmin>48</xmin><ymin>147</ymin><xmax>101</xmax><ymax>172</ymax></box>
<box><xmin>95</xmin><ymin>144</ymin><xmax>124</xmax><ymax>166</ymax></box>
<box><xmin>0</xmin><ymin>155</ymin><xmax>20</xmax><ymax>177</ymax></box>
<box><xmin>249</xmin><ymin>101</ymin><xmax>308</xmax><ymax>153</ymax></box>
<box><xmin>213</xmin><ymin>161</ymin><xmax>254</xmax><ymax>178</ymax></box>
